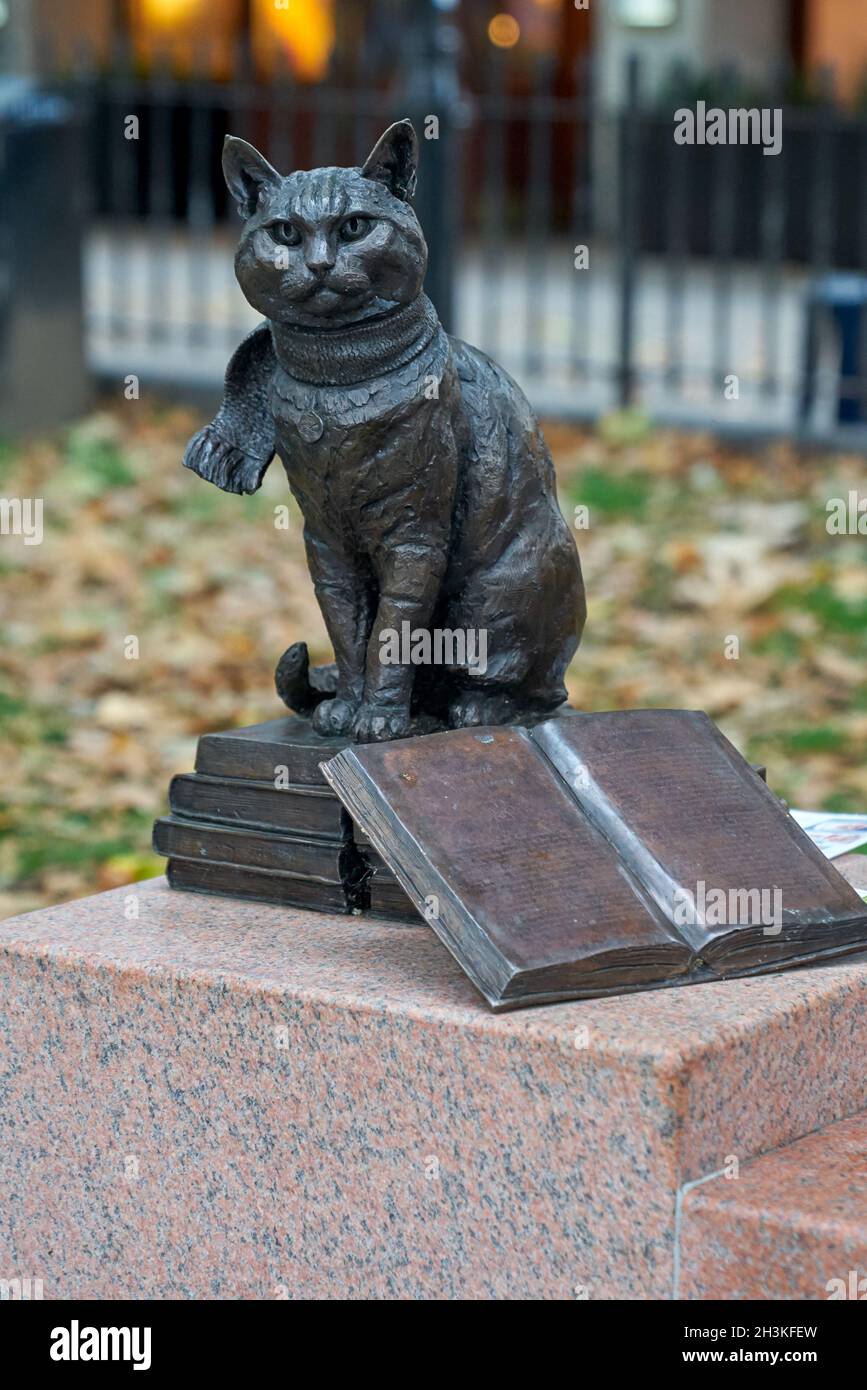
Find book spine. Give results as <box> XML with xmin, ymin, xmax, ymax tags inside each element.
<box><xmin>195</xmin><ymin>739</ymin><xmax>329</xmax><ymax>786</ymax></box>
<box><xmin>153</xmin><ymin>816</ymin><xmax>350</xmax><ymax>884</ymax></box>
<box><xmin>169</xmin><ymin>774</ymin><xmax>347</xmax><ymax>839</ymax></box>
<box><xmin>166</xmin><ymin>858</ymin><xmax>352</xmax><ymax>913</ymax></box>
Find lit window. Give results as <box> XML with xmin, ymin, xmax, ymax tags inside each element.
<box><xmin>254</xmin><ymin>0</ymin><xmax>336</xmax><ymax>83</ymax></box>
<box><xmin>139</xmin><ymin>0</ymin><xmax>206</xmax><ymax>27</ymax></box>
<box><xmin>617</xmin><ymin>0</ymin><xmax>678</xmax><ymax>28</ymax></box>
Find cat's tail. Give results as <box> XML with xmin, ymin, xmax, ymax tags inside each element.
<box><xmin>275</xmin><ymin>641</ymin><xmax>338</xmax><ymax>715</ymax></box>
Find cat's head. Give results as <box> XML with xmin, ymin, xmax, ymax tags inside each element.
<box><xmin>222</xmin><ymin>120</ymin><xmax>427</xmax><ymax>328</ymax></box>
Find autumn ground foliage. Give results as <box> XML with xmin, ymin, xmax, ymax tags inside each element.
<box><xmin>0</xmin><ymin>404</ymin><xmax>865</xmax><ymax>916</ymax></box>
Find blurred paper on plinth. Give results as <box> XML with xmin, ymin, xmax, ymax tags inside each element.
<box><xmin>791</xmin><ymin>811</ymin><xmax>867</xmax><ymax>860</ymax></box>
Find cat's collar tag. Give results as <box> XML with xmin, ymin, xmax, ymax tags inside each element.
<box><xmin>297</xmin><ymin>411</ymin><xmax>325</xmax><ymax>443</ymax></box>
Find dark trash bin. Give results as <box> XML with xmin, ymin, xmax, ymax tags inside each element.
<box><xmin>799</xmin><ymin>273</ymin><xmax>867</xmax><ymax>428</ymax></box>
<box><xmin>0</xmin><ymin>77</ymin><xmax>90</xmax><ymax>435</ymax></box>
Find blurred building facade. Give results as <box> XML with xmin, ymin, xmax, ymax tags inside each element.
<box><xmin>2</xmin><ymin>1</ymin><xmax>867</xmax><ymax>437</ymax></box>
<box><xmin>9</xmin><ymin>1</ymin><xmax>867</xmax><ymax>101</ymax></box>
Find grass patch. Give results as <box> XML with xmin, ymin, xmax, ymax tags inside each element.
<box><xmin>779</xmin><ymin>726</ymin><xmax>850</xmax><ymax>755</ymax></box>
<box><xmin>569</xmin><ymin>467</ymin><xmax>652</xmax><ymax>519</ymax></box>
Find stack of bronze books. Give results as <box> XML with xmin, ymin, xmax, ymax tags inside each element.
<box><xmin>152</xmin><ymin>716</ymin><xmax>417</xmax><ymax>921</ymax></box>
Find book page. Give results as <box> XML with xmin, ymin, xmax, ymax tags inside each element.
<box><xmin>532</xmin><ymin>710</ymin><xmax>865</xmax><ymax>952</ymax></box>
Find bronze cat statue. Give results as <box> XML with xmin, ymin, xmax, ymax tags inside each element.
<box><xmin>184</xmin><ymin>120</ymin><xmax>585</xmax><ymax>742</ymax></box>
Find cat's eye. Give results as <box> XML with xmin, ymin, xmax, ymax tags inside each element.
<box><xmin>339</xmin><ymin>216</ymin><xmax>372</xmax><ymax>242</ymax></box>
<box><xmin>269</xmin><ymin>221</ymin><xmax>302</xmax><ymax>247</ymax></box>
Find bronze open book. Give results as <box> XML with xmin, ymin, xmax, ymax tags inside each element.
<box><xmin>321</xmin><ymin>710</ymin><xmax>867</xmax><ymax>1010</ymax></box>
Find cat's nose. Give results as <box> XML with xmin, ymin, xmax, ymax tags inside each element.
<box><xmin>304</xmin><ymin>235</ymin><xmax>335</xmax><ymax>276</ymax></box>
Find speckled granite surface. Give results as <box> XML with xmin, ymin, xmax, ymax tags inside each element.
<box><xmin>836</xmin><ymin>850</ymin><xmax>867</xmax><ymax>892</ymax></box>
<box><xmin>1</xmin><ymin>869</ymin><xmax>867</xmax><ymax>1300</ymax></box>
<box><xmin>680</xmin><ymin>1109</ymin><xmax>867</xmax><ymax>1300</ymax></box>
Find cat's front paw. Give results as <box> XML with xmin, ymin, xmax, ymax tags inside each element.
<box><xmin>352</xmin><ymin>703</ymin><xmax>411</xmax><ymax>743</ymax></box>
<box><xmin>313</xmin><ymin>697</ymin><xmax>358</xmax><ymax>736</ymax></box>
<box><xmin>448</xmin><ymin>691</ymin><xmax>518</xmax><ymax>728</ymax></box>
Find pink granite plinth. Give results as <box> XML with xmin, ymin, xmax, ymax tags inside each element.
<box><xmin>680</xmin><ymin>1110</ymin><xmax>867</xmax><ymax>1300</ymax></box>
<box><xmin>2</xmin><ymin>871</ymin><xmax>867</xmax><ymax>1300</ymax></box>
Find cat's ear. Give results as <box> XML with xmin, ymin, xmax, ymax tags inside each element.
<box><xmin>361</xmin><ymin>119</ymin><xmax>418</xmax><ymax>201</ymax></box>
<box><xmin>222</xmin><ymin>136</ymin><xmax>281</xmax><ymax>219</ymax></box>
